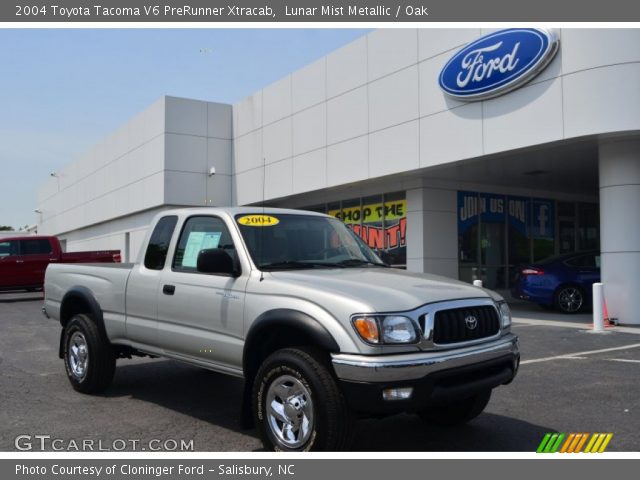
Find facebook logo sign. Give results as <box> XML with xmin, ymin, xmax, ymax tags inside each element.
<box><xmin>532</xmin><ymin>200</ymin><xmax>554</xmax><ymax>240</ymax></box>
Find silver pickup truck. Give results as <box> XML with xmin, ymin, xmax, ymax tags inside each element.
<box><xmin>43</xmin><ymin>207</ymin><xmax>519</xmax><ymax>451</ymax></box>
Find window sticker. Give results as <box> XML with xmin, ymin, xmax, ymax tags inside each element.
<box><xmin>182</xmin><ymin>231</ymin><xmax>222</xmax><ymax>267</ymax></box>
<box><xmin>237</xmin><ymin>215</ymin><xmax>280</xmax><ymax>227</ymax></box>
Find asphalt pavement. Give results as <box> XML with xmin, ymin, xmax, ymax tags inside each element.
<box><xmin>1</xmin><ymin>292</ymin><xmax>638</xmax><ymax>452</ymax></box>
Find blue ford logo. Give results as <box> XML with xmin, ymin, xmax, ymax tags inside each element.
<box><xmin>439</xmin><ymin>28</ymin><xmax>559</xmax><ymax>101</ymax></box>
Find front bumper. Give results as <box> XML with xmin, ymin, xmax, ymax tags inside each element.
<box><xmin>331</xmin><ymin>334</ymin><xmax>519</xmax><ymax>415</ymax></box>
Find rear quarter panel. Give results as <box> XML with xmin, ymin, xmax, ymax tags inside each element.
<box><xmin>44</xmin><ymin>263</ymin><xmax>132</xmax><ymax>342</ymax></box>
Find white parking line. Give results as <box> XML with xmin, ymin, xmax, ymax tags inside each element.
<box><xmin>521</xmin><ymin>343</ymin><xmax>640</xmax><ymax>365</ymax></box>
<box><xmin>606</xmin><ymin>358</ymin><xmax>640</xmax><ymax>364</ymax></box>
<box><xmin>512</xmin><ymin>318</ymin><xmax>640</xmax><ymax>335</ymax></box>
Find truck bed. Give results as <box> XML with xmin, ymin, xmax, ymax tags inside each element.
<box><xmin>44</xmin><ymin>262</ymin><xmax>133</xmax><ymax>343</ymax></box>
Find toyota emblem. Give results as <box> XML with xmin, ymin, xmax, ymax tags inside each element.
<box><xmin>464</xmin><ymin>315</ymin><xmax>478</xmax><ymax>330</ymax></box>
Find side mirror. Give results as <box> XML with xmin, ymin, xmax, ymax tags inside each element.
<box><xmin>197</xmin><ymin>248</ymin><xmax>239</xmax><ymax>276</ymax></box>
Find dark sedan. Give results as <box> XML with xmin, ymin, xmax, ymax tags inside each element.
<box><xmin>511</xmin><ymin>251</ymin><xmax>600</xmax><ymax>313</ymax></box>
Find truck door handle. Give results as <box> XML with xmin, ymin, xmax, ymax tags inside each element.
<box><xmin>16</xmin><ymin>260</ymin><xmax>24</xmax><ymax>264</ymax></box>
<box><xmin>162</xmin><ymin>284</ymin><xmax>175</xmax><ymax>295</ymax></box>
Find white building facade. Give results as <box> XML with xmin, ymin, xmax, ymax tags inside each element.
<box><xmin>38</xmin><ymin>28</ymin><xmax>640</xmax><ymax>324</ymax></box>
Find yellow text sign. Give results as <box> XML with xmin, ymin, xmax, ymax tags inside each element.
<box><xmin>237</xmin><ymin>215</ymin><xmax>280</xmax><ymax>227</ymax></box>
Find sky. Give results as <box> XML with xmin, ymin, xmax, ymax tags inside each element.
<box><xmin>0</xmin><ymin>28</ymin><xmax>369</xmax><ymax>229</ymax></box>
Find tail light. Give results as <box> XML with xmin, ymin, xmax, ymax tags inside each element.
<box><xmin>521</xmin><ymin>267</ymin><xmax>544</xmax><ymax>276</ymax></box>
<box><xmin>113</xmin><ymin>253</ymin><xmax>121</xmax><ymax>263</ymax></box>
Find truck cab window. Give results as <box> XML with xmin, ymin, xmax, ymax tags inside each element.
<box><xmin>20</xmin><ymin>239</ymin><xmax>53</xmax><ymax>255</ymax></box>
<box><xmin>144</xmin><ymin>216</ymin><xmax>178</xmax><ymax>270</ymax></box>
<box><xmin>173</xmin><ymin>216</ymin><xmax>236</xmax><ymax>272</ymax></box>
<box><xmin>0</xmin><ymin>240</ymin><xmax>18</xmax><ymax>257</ymax></box>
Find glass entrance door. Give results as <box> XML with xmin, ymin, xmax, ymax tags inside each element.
<box><xmin>559</xmin><ymin>219</ymin><xmax>576</xmax><ymax>254</ymax></box>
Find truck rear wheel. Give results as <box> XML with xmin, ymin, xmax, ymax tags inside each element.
<box><xmin>62</xmin><ymin>314</ymin><xmax>116</xmax><ymax>394</ymax></box>
<box><xmin>253</xmin><ymin>347</ymin><xmax>353</xmax><ymax>451</ymax></box>
<box><xmin>419</xmin><ymin>389</ymin><xmax>491</xmax><ymax>427</ymax></box>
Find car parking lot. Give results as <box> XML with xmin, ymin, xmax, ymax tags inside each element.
<box><xmin>1</xmin><ymin>293</ymin><xmax>638</xmax><ymax>452</ymax></box>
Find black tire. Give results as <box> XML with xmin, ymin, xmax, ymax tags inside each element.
<box><xmin>554</xmin><ymin>285</ymin><xmax>585</xmax><ymax>314</ymax></box>
<box><xmin>62</xmin><ymin>313</ymin><xmax>116</xmax><ymax>394</ymax></box>
<box><xmin>419</xmin><ymin>390</ymin><xmax>491</xmax><ymax>427</ymax></box>
<box><xmin>253</xmin><ymin>347</ymin><xmax>353</xmax><ymax>451</ymax></box>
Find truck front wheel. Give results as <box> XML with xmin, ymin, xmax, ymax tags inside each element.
<box><xmin>253</xmin><ymin>347</ymin><xmax>353</xmax><ymax>451</ymax></box>
<box><xmin>62</xmin><ymin>314</ymin><xmax>116</xmax><ymax>394</ymax></box>
<box><xmin>418</xmin><ymin>389</ymin><xmax>492</xmax><ymax>427</ymax></box>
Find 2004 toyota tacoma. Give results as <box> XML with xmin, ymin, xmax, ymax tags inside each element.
<box><xmin>43</xmin><ymin>207</ymin><xmax>519</xmax><ymax>451</ymax></box>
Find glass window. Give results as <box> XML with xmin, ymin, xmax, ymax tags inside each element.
<box><xmin>558</xmin><ymin>202</ymin><xmax>575</xmax><ymax>217</ymax></box>
<box><xmin>458</xmin><ymin>191</ymin><xmax>480</xmax><ymax>265</ymax></box>
<box><xmin>0</xmin><ymin>240</ymin><xmax>18</xmax><ymax>257</ymax></box>
<box><xmin>236</xmin><ymin>214</ymin><xmax>384</xmax><ymax>270</ymax></box>
<box><xmin>173</xmin><ymin>216</ymin><xmax>236</xmax><ymax>273</ymax></box>
<box><xmin>507</xmin><ymin>196</ymin><xmax>530</xmax><ymax>266</ymax></box>
<box><xmin>565</xmin><ymin>254</ymin><xmax>597</xmax><ymax>268</ymax></box>
<box><xmin>577</xmin><ymin>203</ymin><xmax>599</xmax><ymax>251</ymax></box>
<box><xmin>303</xmin><ymin>204</ymin><xmax>327</xmax><ymax>214</ymax></box>
<box><xmin>144</xmin><ymin>216</ymin><xmax>178</xmax><ymax>270</ymax></box>
<box><xmin>381</xmin><ymin>192</ymin><xmax>407</xmax><ymax>267</ymax></box>
<box><xmin>20</xmin><ymin>239</ymin><xmax>52</xmax><ymax>255</ymax></box>
<box><xmin>339</xmin><ymin>198</ymin><xmax>361</xmax><ymax>228</ymax></box>
<box><xmin>326</xmin><ymin>202</ymin><xmax>341</xmax><ymax>220</ymax></box>
<box><xmin>531</xmin><ymin>199</ymin><xmax>555</xmax><ymax>262</ymax></box>
<box><xmin>361</xmin><ymin>195</ymin><xmax>384</xmax><ymax>251</ymax></box>
<box><xmin>480</xmin><ymin>193</ymin><xmax>506</xmax><ymax>269</ymax></box>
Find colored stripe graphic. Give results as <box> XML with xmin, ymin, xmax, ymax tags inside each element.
<box><xmin>584</xmin><ymin>433</ymin><xmax>598</xmax><ymax>453</ymax></box>
<box><xmin>537</xmin><ymin>433</ymin><xmax>613</xmax><ymax>453</ymax></box>
<box><xmin>537</xmin><ymin>433</ymin><xmax>552</xmax><ymax>453</ymax></box>
<box><xmin>559</xmin><ymin>433</ymin><xmax>575</xmax><ymax>453</ymax></box>
<box><xmin>574</xmin><ymin>433</ymin><xmax>589</xmax><ymax>453</ymax></box>
<box><xmin>598</xmin><ymin>434</ymin><xmax>613</xmax><ymax>453</ymax></box>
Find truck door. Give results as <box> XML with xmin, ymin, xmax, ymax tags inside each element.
<box><xmin>156</xmin><ymin>215</ymin><xmax>247</xmax><ymax>372</ymax></box>
<box><xmin>125</xmin><ymin>215</ymin><xmax>178</xmax><ymax>349</ymax></box>
<box><xmin>19</xmin><ymin>238</ymin><xmax>56</xmax><ymax>288</ymax></box>
<box><xmin>0</xmin><ymin>240</ymin><xmax>22</xmax><ymax>288</ymax></box>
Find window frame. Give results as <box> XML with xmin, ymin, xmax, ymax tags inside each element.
<box><xmin>144</xmin><ymin>215</ymin><xmax>178</xmax><ymax>271</ymax></box>
<box><xmin>171</xmin><ymin>215</ymin><xmax>240</xmax><ymax>277</ymax></box>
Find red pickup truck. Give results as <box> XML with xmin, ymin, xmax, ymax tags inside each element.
<box><xmin>0</xmin><ymin>235</ymin><xmax>120</xmax><ymax>291</ymax></box>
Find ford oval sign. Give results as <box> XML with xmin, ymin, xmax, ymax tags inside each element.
<box><xmin>439</xmin><ymin>28</ymin><xmax>559</xmax><ymax>101</ymax></box>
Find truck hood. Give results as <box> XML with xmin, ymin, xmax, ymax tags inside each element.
<box><xmin>267</xmin><ymin>267</ymin><xmax>500</xmax><ymax>313</ymax></box>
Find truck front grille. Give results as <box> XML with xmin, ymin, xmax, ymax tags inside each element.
<box><xmin>432</xmin><ymin>305</ymin><xmax>500</xmax><ymax>345</ymax></box>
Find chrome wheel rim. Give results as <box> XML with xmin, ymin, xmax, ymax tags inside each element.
<box><xmin>559</xmin><ymin>288</ymin><xmax>583</xmax><ymax>313</ymax></box>
<box><xmin>68</xmin><ymin>332</ymin><xmax>89</xmax><ymax>380</ymax></box>
<box><xmin>265</xmin><ymin>374</ymin><xmax>314</xmax><ymax>449</ymax></box>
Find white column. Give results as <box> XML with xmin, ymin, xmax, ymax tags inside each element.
<box><xmin>599</xmin><ymin>138</ymin><xmax>640</xmax><ymax>325</ymax></box>
<box><xmin>406</xmin><ymin>187</ymin><xmax>458</xmax><ymax>278</ymax></box>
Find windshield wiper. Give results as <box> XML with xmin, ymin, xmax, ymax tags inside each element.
<box><xmin>337</xmin><ymin>259</ymin><xmax>389</xmax><ymax>268</ymax></box>
<box><xmin>259</xmin><ymin>261</ymin><xmax>346</xmax><ymax>270</ymax></box>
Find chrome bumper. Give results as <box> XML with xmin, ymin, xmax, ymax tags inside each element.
<box><xmin>331</xmin><ymin>334</ymin><xmax>519</xmax><ymax>383</ymax></box>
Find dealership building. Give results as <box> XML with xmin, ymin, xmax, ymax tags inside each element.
<box><xmin>37</xmin><ymin>28</ymin><xmax>640</xmax><ymax>324</ymax></box>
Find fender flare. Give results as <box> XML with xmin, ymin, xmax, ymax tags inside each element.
<box><xmin>242</xmin><ymin>308</ymin><xmax>340</xmax><ymax>375</ymax></box>
<box><xmin>58</xmin><ymin>286</ymin><xmax>108</xmax><ymax>358</ymax></box>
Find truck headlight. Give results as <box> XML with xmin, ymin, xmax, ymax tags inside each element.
<box><xmin>497</xmin><ymin>301</ymin><xmax>512</xmax><ymax>328</ymax></box>
<box><xmin>352</xmin><ymin>315</ymin><xmax>419</xmax><ymax>344</ymax></box>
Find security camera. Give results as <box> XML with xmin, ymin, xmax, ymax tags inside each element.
<box><xmin>34</xmin><ymin>209</ymin><xmax>42</xmax><ymax>214</ymax></box>
<box><xmin>50</xmin><ymin>172</ymin><xmax>58</xmax><ymax>177</ymax></box>
<box><xmin>208</xmin><ymin>167</ymin><xmax>216</xmax><ymax>176</ymax></box>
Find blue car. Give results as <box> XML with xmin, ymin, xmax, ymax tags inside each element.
<box><xmin>511</xmin><ymin>251</ymin><xmax>601</xmax><ymax>314</ymax></box>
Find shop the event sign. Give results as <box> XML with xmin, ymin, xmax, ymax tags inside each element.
<box><xmin>439</xmin><ymin>28</ymin><xmax>559</xmax><ymax>101</ymax></box>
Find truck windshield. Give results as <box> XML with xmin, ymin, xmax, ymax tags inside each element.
<box><xmin>235</xmin><ymin>213</ymin><xmax>387</xmax><ymax>270</ymax></box>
